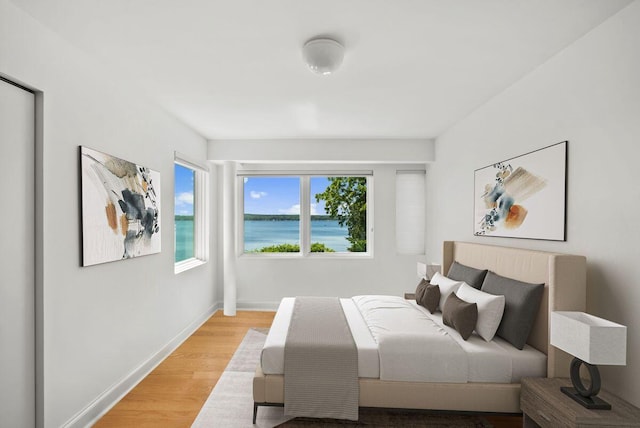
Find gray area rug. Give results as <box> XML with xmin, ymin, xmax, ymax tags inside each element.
<box><xmin>192</xmin><ymin>328</ymin><xmax>492</xmax><ymax>428</ymax></box>
<box><xmin>192</xmin><ymin>328</ymin><xmax>291</xmax><ymax>427</ymax></box>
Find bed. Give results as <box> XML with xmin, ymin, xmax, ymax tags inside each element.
<box><xmin>252</xmin><ymin>241</ymin><xmax>586</xmax><ymax>421</ymax></box>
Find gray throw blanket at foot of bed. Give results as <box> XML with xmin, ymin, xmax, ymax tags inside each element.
<box><xmin>284</xmin><ymin>297</ymin><xmax>359</xmax><ymax>421</ymax></box>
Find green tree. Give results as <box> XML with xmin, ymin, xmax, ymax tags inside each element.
<box><xmin>310</xmin><ymin>242</ymin><xmax>336</xmax><ymax>253</ymax></box>
<box><xmin>257</xmin><ymin>243</ymin><xmax>300</xmax><ymax>253</ymax></box>
<box><xmin>314</xmin><ymin>177</ymin><xmax>367</xmax><ymax>252</ymax></box>
<box><xmin>253</xmin><ymin>243</ymin><xmax>335</xmax><ymax>253</ymax></box>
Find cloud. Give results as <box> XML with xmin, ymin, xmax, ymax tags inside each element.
<box><xmin>250</xmin><ymin>191</ymin><xmax>268</xmax><ymax>199</ymax></box>
<box><xmin>175</xmin><ymin>192</ymin><xmax>193</xmax><ymax>206</ymax></box>
<box><xmin>278</xmin><ymin>204</ymin><xmax>300</xmax><ymax>215</ymax></box>
<box><xmin>244</xmin><ymin>177</ymin><xmax>249</xmax><ymax>183</ymax></box>
<box><xmin>278</xmin><ymin>204</ymin><xmax>318</xmax><ymax>215</ymax></box>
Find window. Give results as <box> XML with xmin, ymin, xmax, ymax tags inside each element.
<box><xmin>175</xmin><ymin>164</ymin><xmax>195</xmax><ymax>261</ymax></box>
<box><xmin>174</xmin><ymin>152</ymin><xmax>209</xmax><ymax>273</ymax></box>
<box><xmin>311</xmin><ymin>177</ymin><xmax>366</xmax><ymax>253</ymax></box>
<box><xmin>243</xmin><ymin>176</ymin><xmax>301</xmax><ymax>253</ymax></box>
<box><xmin>395</xmin><ymin>170</ymin><xmax>425</xmax><ymax>255</ymax></box>
<box><xmin>241</xmin><ymin>173</ymin><xmax>371</xmax><ymax>255</ymax></box>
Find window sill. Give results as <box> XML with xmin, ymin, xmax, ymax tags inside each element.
<box><xmin>174</xmin><ymin>258</ymin><xmax>207</xmax><ymax>274</ymax></box>
<box><xmin>240</xmin><ymin>253</ymin><xmax>303</xmax><ymax>259</ymax></box>
<box><xmin>307</xmin><ymin>252</ymin><xmax>373</xmax><ymax>259</ymax></box>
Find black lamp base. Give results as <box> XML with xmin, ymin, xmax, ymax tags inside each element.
<box><xmin>563</xmin><ymin>357</ymin><xmax>613</xmax><ymax>410</ymax></box>
<box><xmin>561</xmin><ymin>387</ymin><xmax>612</xmax><ymax>410</ymax></box>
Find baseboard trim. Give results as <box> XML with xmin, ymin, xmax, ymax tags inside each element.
<box><xmin>63</xmin><ymin>302</ymin><xmax>221</xmax><ymax>428</ymax></box>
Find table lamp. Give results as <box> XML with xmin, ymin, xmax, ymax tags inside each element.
<box><xmin>417</xmin><ymin>262</ymin><xmax>441</xmax><ymax>280</ymax></box>
<box><xmin>550</xmin><ymin>311</ymin><xmax>627</xmax><ymax>410</ymax></box>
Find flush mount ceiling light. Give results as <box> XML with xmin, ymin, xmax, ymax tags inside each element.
<box><xmin>302</xmin><ymin>38</ymin><xmax>344</xmax><ymax>75</ymax></box>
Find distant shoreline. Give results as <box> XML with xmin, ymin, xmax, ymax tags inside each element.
<box><xmin>175</xmin><ymin>214</ymin><xmax>337</xmax><ymax>221</ymax></box>
<box><xmin>244</xmin><ymin>214</ymin><xmax>336</xmax><ymax>221</ymax></box>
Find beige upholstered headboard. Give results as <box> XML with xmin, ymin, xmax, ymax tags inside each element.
<box><xmin>442</xmin><ymin>241</ymin><xmax>586</xmax><ymax>378</ymax></box>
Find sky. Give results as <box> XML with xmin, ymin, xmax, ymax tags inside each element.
<box><xmin>174</xmin><ymin>172</ymin><xmax>334</xmax><ymax>217</ymax></box>
<box><xmin>174</xmin><ymin>164</ymin><xmax>194</xmax><ymax>216</ymax></box>
<box><xmin>243</xmin><ymin>176</ymin><xmax>331</xmax><ymax>215</ymax></box>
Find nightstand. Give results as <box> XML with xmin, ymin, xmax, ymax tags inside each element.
<box><xmin>521</xmin><ymin>377</ymin><xmax>640</xmax><ymax>428</ymax></box>
<box><xmin>403</xmin><ymin>292</ymin><xmax>416</xmax><ymax>300</ymax></box>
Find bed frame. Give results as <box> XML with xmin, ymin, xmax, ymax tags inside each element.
<box><xmin>253</xmin><ymin>241</ymin><xmax>586</xmax><ymax>420</ymax></box>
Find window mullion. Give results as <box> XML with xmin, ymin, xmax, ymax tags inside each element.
<box><xmin>300</xmin><ymin>176</ymin><xmax>310</xmax><ymax>256</ymax></box>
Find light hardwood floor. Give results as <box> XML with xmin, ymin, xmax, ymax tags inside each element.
<box><xmin>95</xmin><ymin>310</ymin><xmax>522</xmax><ymax>427</ymax></box>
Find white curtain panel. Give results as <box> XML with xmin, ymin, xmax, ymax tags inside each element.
<box><xmin>395</xmin><ymin>171</ymin><xmax>426</xmax><ymax>255</ymax></box>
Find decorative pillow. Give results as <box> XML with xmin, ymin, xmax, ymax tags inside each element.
<box><xmin>429</xmin><ymin>272</ymin><xmax>463</xmax><ymax>311</ymax></box>
<box><xmin>414</xmin><ymin>278</ymin><xmax>429</xmax><ymax>303</ymax></box>
<box><xmin>447</xmin><ymin>261</ymin><xmax>489</xmax><ymax>289</ymax></box>
<box><xmin>481</xmin><ymin>271</ymin><xmax>545</xmax><ymax>350</ymax></box>
<box><xmin>418</xmin><ymin>283</ymin><xmax>441</xmax><ymax>313</ymax></box>
<box><xmin>442</xmin><ymin>292</ymin><xmax>478</xmax><ymax>341</ymax></box>
<box><xmin>456</xmin><ymin>282</ymin><xmax>506</xmax><ymax>341</ymax></box>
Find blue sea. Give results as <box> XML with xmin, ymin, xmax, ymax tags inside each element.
<box><xmin>244</xmin><ymin>220</ymin><xmax>349</xmax><ymax>252</ymax></box>
<box><xmin>175</xmin><ymin>218</ymin><xmax>350</xmax><ymax>256</ymax></box>
<box><xmin>175</xmin><ymin>219</ymin><xmax>195</xmax><ymax>262</ymax></box>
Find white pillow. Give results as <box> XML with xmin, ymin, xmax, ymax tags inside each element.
<box><xmin>456</xmin><ymin>282</ymin><xmax>506</xmax><ymax>342</ymax></box>
<box><xmin>429</xmin><ymin>272</ymin><xmax>463</xmax><ymax>311</ymax></box>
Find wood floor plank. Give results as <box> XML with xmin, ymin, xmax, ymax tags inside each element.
<box><xmin>94</xmin><ymin>310</ymin><xmax>523</xmax><ymax>428</ymax></box>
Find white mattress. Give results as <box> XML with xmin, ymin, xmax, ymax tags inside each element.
<box><xmin>261</xmin><ymin>296</ymin><xmax>546</xmax><ymax>383</ymax></box>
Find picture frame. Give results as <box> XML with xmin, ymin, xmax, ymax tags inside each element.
<box><xmin>80</xmin><ymin>146</ymin><xmax>161</xmax><ymax>266</ymax></box>
<box><xmin>474</xmin><ymin>141</ymin><xmax>567</xmax><ymax>241</ymax></box>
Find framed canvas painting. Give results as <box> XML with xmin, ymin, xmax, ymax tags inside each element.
<box><xmin>474</xmin><ymin>141</ymin><xmax>567</xmax><ymax>241</ymax></box>
<box><xmin>80</xmin><ymin>146</ymin><xmax>161</xmax><ymax>266</ymax></box>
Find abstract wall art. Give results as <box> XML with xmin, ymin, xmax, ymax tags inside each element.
<box><xmin>81</xmin><ymin>146</ymin><xmax>161</xmax><ymax>266</ymax></box>
<box><xmin>474</xmin><ymin>141</ymin><xmax>567</xmax><ymax>241</ymax></box>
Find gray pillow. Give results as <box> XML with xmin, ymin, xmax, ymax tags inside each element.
<box><xmin>442</xmin><ymin>292</ymin><xmax>478</xmax><ymax>341</ymax></box>
<box><xmin>447</xmin><ymin>261</ymin><xmax>488</xmax><ymax>289</ymax></box>
<box><xmin>418</xmin><ymin>283</ymin><xmax>440</xmax><ymax>314</ymax></box>
<box><xmin>481</xmin><ymin>271</ymin><xmax>544</xmax><ymax>350</ymax></box>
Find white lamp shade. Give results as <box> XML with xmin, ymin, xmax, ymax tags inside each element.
<box><xmin>551</xmin><ymin>311</ymin><xmax>626</xmax><ymax>365</ymax></box>
<box><xmin>302</xmin><ymin>38</ymin><xmax>344</xmax><ymax>75</ymax></box>
<box><xmin>417</xmin><ymin>262</ymin><xmax>441</xmax><ymax>280</ymax></box>
<box><xmin>417</xmin><ymin>262</ymin><xmax>427</xmax><ymax>279</ymax></box>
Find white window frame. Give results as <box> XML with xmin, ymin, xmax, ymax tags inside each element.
<box><xmin>174</xmin><ymin>152</ymin><xmax>210</xmax><ymax>273</ymax></box>
<box><xmin>238</xmin><ymin>171</ymin><xmax>373</xmax><ymax>258</ymax></box>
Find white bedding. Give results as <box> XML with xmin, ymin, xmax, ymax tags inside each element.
<box><xmin>260</xmin><ymin>295</ymin><xmax>546</xmax><ymax>383</ymax></box>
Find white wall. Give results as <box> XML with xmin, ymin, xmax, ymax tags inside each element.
<box><xmin>0</xmin><ymin>1</ymin><xmax>217</xmax><ymax>426</ymax></box>
<box><xmin>426</xmin><ymin>1</ymin><xmax>640</xmax><ymax>406</ymax></box>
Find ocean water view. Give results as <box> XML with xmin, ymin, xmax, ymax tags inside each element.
<box><xmin>175</xmin><ymin>218</ymin><xmax>195</xmax><ymax>262</ymax></box>
<box><xmin>175</xmin><ymin>217</ymin><xmax>351</xmax><ymax>258</ymax></box>
<box><xmin>244</xmin><ymin>219</ymin><xmax>350</xmax><ymax>252</ymax></box>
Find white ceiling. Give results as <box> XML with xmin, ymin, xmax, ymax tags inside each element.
<box><xmin>11</xmin><ymin>0</ymin><xmax>632</xmax><ymax>140</ymax></box>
